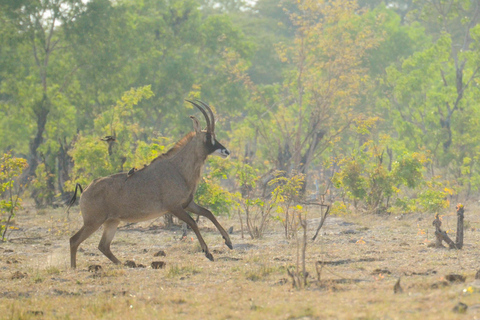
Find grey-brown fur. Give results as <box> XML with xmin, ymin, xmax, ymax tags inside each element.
<box><xmin>68</xmin><ymin>100</ymin><xmax>232</xmax><ymax>268</ymax></box>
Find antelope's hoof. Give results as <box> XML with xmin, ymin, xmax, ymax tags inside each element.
<box><xmin>223</xmin><ymin>236</ymin><xmax>233</xmax><ymax>250</ymax></box>
<box><xmin>205</xmin><ymin>252</ymin><xmax>214</xmax><ymax>261</ymax></box>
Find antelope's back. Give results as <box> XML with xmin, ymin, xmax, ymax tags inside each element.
<box><xmin>78</xmin><ymin>165</ymin><xmax>192</xmax><ymax>222</ymax></box>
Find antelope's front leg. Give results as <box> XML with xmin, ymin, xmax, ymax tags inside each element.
<box><xmin>186</xmin><ymin>201</ymin><xmax>233</xmax><ymax>250</ymax></box>
<box><xmin>170</xmin><ymin>206</ymin><xmax>214</xmax><ymax>261</ymax></box>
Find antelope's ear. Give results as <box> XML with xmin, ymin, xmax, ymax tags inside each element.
<box><xmin>190</xmin><ymin>116</ymin><xmax>201</xmax><ymax>133</ymax></box>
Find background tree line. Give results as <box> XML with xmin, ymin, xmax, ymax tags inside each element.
<box><xmin>1</xmin><ymin>0</ymin><xmax>479</xmax><ymax>221</ymax></box>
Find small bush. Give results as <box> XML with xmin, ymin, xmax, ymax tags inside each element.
<box><xmin>333</xmin><ymin>140</ymin><xmax>444</xmax><ymax>213</ymax></box>
<box><xmin>0</xmin><ymin>153</ymin><xmax>28</xmax><ymax>241</ymax></box>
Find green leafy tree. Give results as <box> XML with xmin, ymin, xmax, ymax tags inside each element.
<box><xmin>233</xmin><ymin>160</ymin><xmax>275</xmax><ymax>239</ymax></box>
<box><xmin>233</xmin><ymin>0</ymin><xmax>383</xmax><ymax>195</ymax></box>
<box><xmin>385</xmin><ymin>0</ymin><xmax>480</xmax><ymax>196</ymax></box>
<box><xmin>270</xmin><ymin>171</ymin><xmax>305</xmax><ymax>238</ymax></box>
<box><xmin>0</xmin><ymin>153</ymin><xmax>28</xmax><ymax>241</ymax></box>
<box><xmin>66</xmin><ymin>86</ymin><xmax>154</xmax><ymax>190</ymax></box>
<box><xmin>195</xmin><ymin>157</ymin><xmax>236</xmax><ymax>216</ymax></box>
<box><xmin>332</xmin><ymin>120</ymin><xmax>446</xmax><ymax>214</ymax></box>
<box><xmin>0</xmin><ymin>0</ymin><xmax>87</xmax><ymax>181</ymax></box>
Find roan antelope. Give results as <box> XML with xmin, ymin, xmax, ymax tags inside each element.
<box><xmin>66</xmin><ymin>100</ymin><xmax>232</xmax><ymax>268</ymax></box>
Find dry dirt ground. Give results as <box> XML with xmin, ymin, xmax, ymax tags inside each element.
<box><xmin>1</xmin><ymin>202</ymin><xmax>480</xmax><ymax>320</ymax></box>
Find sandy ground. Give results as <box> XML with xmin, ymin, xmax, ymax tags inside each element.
<box><xmin>1</xmin><ymin>203</ymin><xmax>480</xmax><ymax>319</ymax></box>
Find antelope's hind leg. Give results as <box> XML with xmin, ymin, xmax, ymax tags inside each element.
<box><xmin>186</xmin><ymin>201</ymin><xmax>233</xmax><ymax>250</ymax></box>
<box><xmin>98</xmin><ymin>219</ymin><xmax>121</xmax><ymax>265</ymax></box>
<box><xmin>171</xmin><ymin>207</ymin><xmax>214</xmax><ymax>261</ymax></box>
<box><xmin>70</xmin><ymin>223</ymin><xmax>102</xmax><ymax>269</ymax></box>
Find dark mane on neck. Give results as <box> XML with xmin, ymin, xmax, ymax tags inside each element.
<box><xmin>150</xmin><ymin>131</ymin><xmax>196</xmax><ymax>163</ymax></box>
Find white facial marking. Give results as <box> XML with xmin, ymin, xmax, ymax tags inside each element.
<box><xmin>213</xmin><ymin>148</ymin><xmax>230</xmax><ymax>158</ymax></box>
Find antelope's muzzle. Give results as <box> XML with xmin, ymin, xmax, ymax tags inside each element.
<box><xmin>215</xmin><ymin>147</ymin><xmax>230</xmax><ymax>158</ymax></box>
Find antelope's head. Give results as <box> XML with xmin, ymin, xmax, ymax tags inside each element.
<box><xmin>186</xmin><ymin>100</ymin><xmax>230</xmax><ymax>159</ymax></box>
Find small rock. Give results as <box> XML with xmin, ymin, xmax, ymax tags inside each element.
<box><xmin>88</xmin><ymin>265</ymin><xmax>102</xmax><ymax>272</ymax></box>
<box><xmin>151</xmin><ymin>261</ymin><xmax>166</xmax><ymax>269</ymax></box>
<box><xmin>4</xmin><ymin>249</ymin><xmax>14</xmax><ymax>253</ymax></box>
<box><xmin>446</xmin><ymin>274</ymin><xmax>466</xmax><ymax>283</ymax></box>
<box><xmin>124</xmin><ymin>260</ymin><xmax>137</xmax><ymax>268</ymax></box>
<box><xmin>11</xmin><ymin>271</ymin><xmax>27</xmax><ymax>280</ymax></box>
<box><xmin>154</xmin><ymin>250</ymin><xmax>166</xmax><ymax>257</ymax></box>
<box><xmin>136</xmin><ymin>264</ymin><xmax>146</xmax><ymax>268</ymax></box>
<box><xmin>84</xmin><ymin>252</ymin><xmax>98</xmax><ymax>256</ymax></box>
<box><xmin>27</xmin><ymin>311</ymin><xmax>44</xmax><ymax>316</ymax></box>
<box><xmin>453</xmin><ymin>302</ymin><xmax>468</xmax><ymax>314</ymax></box>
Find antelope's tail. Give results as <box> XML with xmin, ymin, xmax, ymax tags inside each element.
<box><xmin>66</xmin><ymin>183</ymin><xmax>83</xmax><ymax>215</ymax></box>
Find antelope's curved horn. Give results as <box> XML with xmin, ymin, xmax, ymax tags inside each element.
<box><xmin>196</xmin><ymin>100</ymin><xmax>215</xmax><ymax>133</ymax></box>
<box><xmin>185</xmin><ymin>99</ymin><xmax>211</xmax><ymax>133</ymax></box>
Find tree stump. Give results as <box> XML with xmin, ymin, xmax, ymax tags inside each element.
<box><xmin>432</xmin><ymin>214</ymin><xmax>445</xmax><ymax>248</ymax></box>
<box><xmin>432</xmin><ymin>213</ymin><xmax>456</xmax><ymax>249</ymax></box>
<box><xmin>431</xmin><ymin>204</ymin><xmax>465</xmax><ymax>250</ymax></box>
<box><xmin>455</xmin><ymin>204</ymin><xmax>464</xmax><ymax>249</ymax></box>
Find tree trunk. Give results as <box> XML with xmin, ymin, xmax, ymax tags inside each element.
<box><xmin>45</xmin><ymin>159</ymin><xmax>56</xmax><ymax>205</ymax></box>
<box><xmin>25</xmin><ymin>94</ymin><xmax>50</xmax><ymax>181</ymax></box>
<box><xmin>455</xmin><ymin>204</ymin><xmax>464</xmax><ymax>249</ymax></box>
<box><xmin>298</xmin><ymin>130</ymin><xmax>325</xmax><ymax>195</ymax></box>
<box><xmin>58</xmin><ymin>137</ymin><xmax>74</xmax><ymax>200</ymax></box>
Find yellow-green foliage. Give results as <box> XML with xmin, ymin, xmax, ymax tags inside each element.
<box><xmin>66</xmin><ymin>86</ymin><xmax>154</xmax><ymax>191</ymax></box>
<box><xmin>333</xmin><ymin>137</ymin><xmax>444</xmax><ymax>213</ymax></box>
<box><xmin>195</xmin><ymin>157</ymin><xmax>236</xmax><ymax>216</ymax></box>
<box><xmin>133</xmin><ymin>140</ymin><xmax>167</xmax><ymax>167</ymax></box>
<box><xmin>65</xmin><ymin>135</ymin><xmax>113</xmax><ymax>191</ymax></box>
<box><xmin>330</xmin><ymin>201</ymin><xmax>349</xmax><ymax>216</ymax></box>
<box><xmin>31</xmin><ymin>163</ymin><xmax>56</xmax><ymax>205</ymax></box>
<box><xmin>0</xmin><ymin>153</ymin><xmax>28</xmax><ymax>240</ymax></box>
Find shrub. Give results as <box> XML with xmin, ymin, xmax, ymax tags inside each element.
<box><xmin>333</xmin><ymin>141</ymin><xmax>441</xmax><ymax>213</ymax></box>
<box><xmin>0</xmin><ymin>153</ymin><xmax>28</xmax><ymax>241</ymax></box>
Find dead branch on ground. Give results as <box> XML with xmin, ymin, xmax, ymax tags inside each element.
<box><xmin>430</xmin><ymin>204</ymin><xmax>465</xmax><ymax>249</ymax></box>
